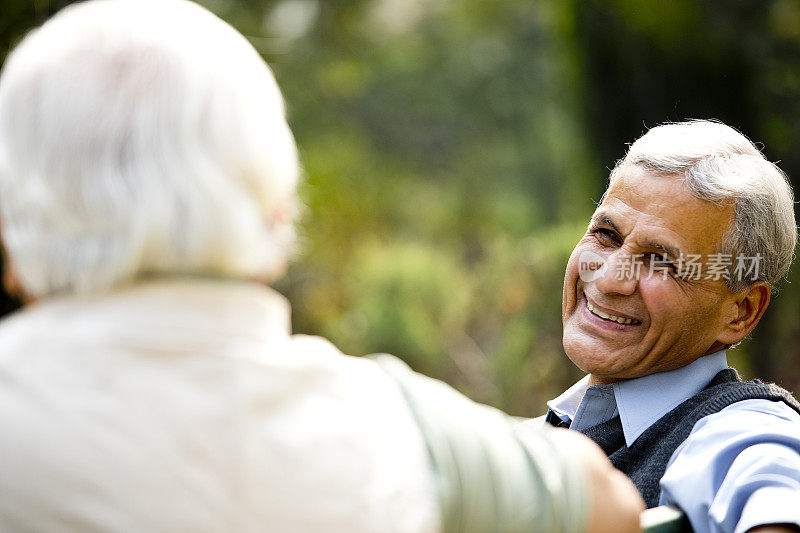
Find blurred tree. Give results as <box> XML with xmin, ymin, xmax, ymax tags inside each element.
<box><xmin>2</xmin><ymin>0</ymin><xmax>799</xmax><ymax>413</ymax></box>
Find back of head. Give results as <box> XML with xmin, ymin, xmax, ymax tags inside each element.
<box><xmin>608</xmin><ymin>120</ymin><xmax>796</xmax><ymax>291</ymax></box>
<box><xmin>0</xmin><ymin>0</ymin><xmax>299</xmax><ymax>298</ymax></box>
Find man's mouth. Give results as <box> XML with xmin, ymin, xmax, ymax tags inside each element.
<box><xmin>586</xmin><ymin>299</ymin><xmax>641</xmax><ymax>325</ymax></box>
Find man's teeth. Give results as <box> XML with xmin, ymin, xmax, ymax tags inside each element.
<box><xmin>587</xmin><ymin>300</ymin><xmax>637</xmax><ymax>324</ymax></box>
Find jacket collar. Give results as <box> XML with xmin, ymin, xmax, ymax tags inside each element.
<box><xmin>11</xmin><ymin>277</ymin><xmax>292</xmax><ymax>354</ymax></box>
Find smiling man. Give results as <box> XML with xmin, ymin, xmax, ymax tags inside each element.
<box><xmin>546</xmin><ymin>120</ymin><xmax>800</xmax><ymax>533</ymax></box>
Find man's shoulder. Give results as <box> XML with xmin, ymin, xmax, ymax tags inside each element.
<box><xmin>668</xmin><ymin>395</ymin><xmax>800</xmax><ymax>473</ymax></box>
<box><xmin>689</xmin><ymin>396</ymin><xmax>800</xmax><ymax>439</ymax></box>
<box><xmin>623</xmin><ymin>371</ymin><xmax>800</xmax><ymax>468</ymax></box>
<box><xmin>704</xmin><ymin>372</ymin><xmax>800</xmax><ymax>417</ymax></box>
<box><xmin>661</xmin><ymin>397</ymin><xmax>800</xmax><ymax>533</ymax></box>
<box><xmin>663</xmin><ymin>369</ymin><xmax>800</xmax><ymax>427</ymax></box>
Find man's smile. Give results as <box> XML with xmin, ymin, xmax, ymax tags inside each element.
<box><xmin>585</xmin><ymin>296</ymin><xmax>642</xmax><ymax>325</ymax></box>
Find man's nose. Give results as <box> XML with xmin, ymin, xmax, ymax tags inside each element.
<box><xmin>593</xmin><ymin>250</ymin><xmax>638</xmax><ymax>296</ymax></box>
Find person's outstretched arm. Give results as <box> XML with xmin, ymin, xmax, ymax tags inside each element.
<box><xmin>546</xmin><ymin>428</ymin><xmax>643</xmax><ymax>533</ymax></box>
<box><xmin>371</xmin><ymin>354</ymin><xmax>643</xmax><ymax>533</ymax></box>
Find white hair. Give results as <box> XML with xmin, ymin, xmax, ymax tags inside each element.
<box><xmin>607</xmin><ymin>120</ymin><xmax>796</xmax><ymax>291</ymax></box>
<box><xmin>0</xmin><ymin>0</ymin><xmax>299</xmax><ymax>297</ymax></box>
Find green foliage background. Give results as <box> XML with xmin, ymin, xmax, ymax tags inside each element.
<box><xmin>3</xmin><ymin>0</ymin><xmax>800</xmax><ymax>414</ymax></box>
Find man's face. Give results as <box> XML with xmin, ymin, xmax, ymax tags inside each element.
<box><xmin>562</xmin><ymin>165</ymin><xmax>740</xmax><ymax>384</ymax></box>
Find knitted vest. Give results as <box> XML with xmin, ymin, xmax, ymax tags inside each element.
<box><xmin>578</xmin><ymin>368</ymin><xmax>800</xmax><ymax>507</ymax></box>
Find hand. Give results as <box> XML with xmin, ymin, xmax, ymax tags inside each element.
<box><xmin>548</xmin><ymin>429</ymin><xmax>644</xmax><ymax>533</ymax></box>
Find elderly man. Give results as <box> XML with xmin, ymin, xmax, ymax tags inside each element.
<box><xmin>544</xmin><ymin>120</ymin><xmax>800</xmax><ymax>532</ymax></box>
<box><xmin>0</xmin><ymin>0</ymin><xmax>644</xmax><ymax>531</ymax></box>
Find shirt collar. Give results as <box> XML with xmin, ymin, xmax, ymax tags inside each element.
<box><xmin>547</xmin><ymin>375</ymin><xmax>590</xmax><ymax>422</ymax></box>
<box><xmin>547</xmin><ymin>350</ymin><xmax>728</xmax><ymax>447</ymax></box>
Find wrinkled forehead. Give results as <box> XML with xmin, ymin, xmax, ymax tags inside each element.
<box><xmin>595</xmin><ymin>166</ymin><xmax>735</xmax><ymax>256</ymax></box>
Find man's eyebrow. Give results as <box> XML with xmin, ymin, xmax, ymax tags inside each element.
<box><xmin>589</xmin><ymin>212</ymin><xmax>620</xmax><ymax>232</ymax></box>
<box><xmin>591</xmin><ymin>211</ymin><xmax>683</xmax><ymax>259</ymax></box>
<box><xmin>648</xmin><ymin>241</ymin><xmax>682</xmax><ymax>260</ymax></box>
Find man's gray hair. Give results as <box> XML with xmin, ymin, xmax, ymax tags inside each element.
<box><xmin>0</xmin><ymin>0</ymin><xmax>299</xmax><ymax>297</ymax></box>
<box><xmin>608</xmin><ymin>120</ymin><xmax>796</xmax><ymax>292</ymax></box>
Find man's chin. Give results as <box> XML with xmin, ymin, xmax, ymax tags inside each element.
<box><xmin>564</xmin><ymin>343</ymin><xmax>631</xmax><ymax>380</ymax></box>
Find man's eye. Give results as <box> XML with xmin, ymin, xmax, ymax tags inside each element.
<box><xmin>591</xmin><ymin>228</ymin><xmax>619</xmax><ymax>244</ymax></box>
<box><xmin>645</xmin><ymin>253</ymin><xmax>677</xmax><ymax>271</ymax></box>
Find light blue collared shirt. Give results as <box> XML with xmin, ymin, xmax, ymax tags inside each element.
<box><xmin>545</xmin><ymin>350</ymin><xmax>800</xmax><ymax>533</ymax></box>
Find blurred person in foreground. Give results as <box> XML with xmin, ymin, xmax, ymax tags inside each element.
<box><xmin>540</xmin><ymin>120</ymin><xmax>800</xmax><ymax>533</ymax></box>
<box><xmin>0</xmin><ymin>1</ymin><xmax>643</xmax><ymax>531</ymax></box>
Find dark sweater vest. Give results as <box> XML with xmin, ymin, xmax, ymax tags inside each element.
<box><xmin>577</xmin><ymin>368</ymin><xmax>800</xmax><ymax>507</ymax></box>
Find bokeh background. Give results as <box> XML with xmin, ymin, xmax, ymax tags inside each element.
<box><xmin>3</xmin><ymin>0</ymin><xmax>800</xmax><ymax>415</ymax></box>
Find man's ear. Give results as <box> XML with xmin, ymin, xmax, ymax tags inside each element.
<box><xmin>716</xmin><ymin>281</ymin><xmax>771</xmax><ymax>346</ymax></box>
<box><xmin>3</xmin><ymin>265</ymin><xmax>22</xmax><ymax>299</ymax></box>
<box><xmin>1</xmin><ymin>260</ymin><xmax>31</xmax><ymax>304</ymax></box>
<box><xmin>0</xmin><ymin>234</ymin><xmax>31</xmax><ymax>304</ymax></box>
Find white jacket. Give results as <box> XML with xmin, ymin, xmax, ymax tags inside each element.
<box><xmin>0</xmin><ymin>279</ymin><xmax>440</xmax><ymax>532</ymax></box>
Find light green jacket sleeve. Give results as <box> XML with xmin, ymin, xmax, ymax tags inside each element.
<box><xmin>370</xmin><ymin>354</ymin><xmax>588</xmax><ymax>533</ymax></box>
